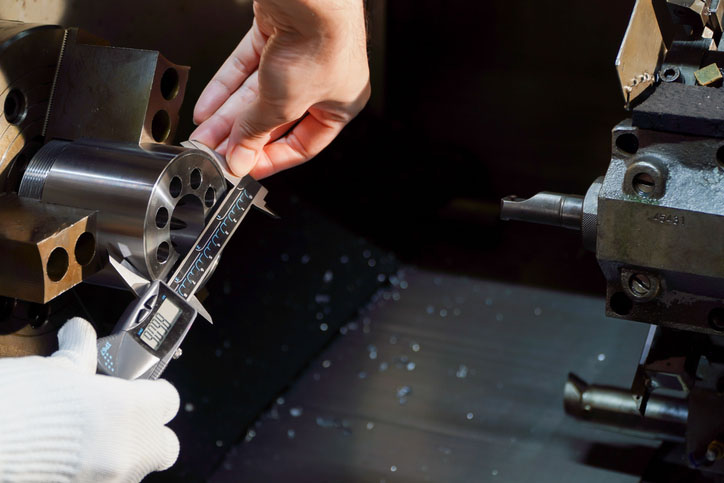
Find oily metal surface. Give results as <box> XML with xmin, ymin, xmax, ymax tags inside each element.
<box><xmin>212</xmin><ymin>269</ymin><xmax>656</xmax><ymax>482</ymax></box>
<box><xmin>21</xmin><ymin>141</ymin><xmax>227</xmax><ymax>281</ymax></box>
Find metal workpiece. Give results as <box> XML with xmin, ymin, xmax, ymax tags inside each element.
<box><xmin>500</xmin><ymin>192</ymin><xmax>583</xmax><ymax>230</ymax></box>
<box><xmin>564</xmin><ymin>373</ymin><xmax>688</xmax><ymax>443</ymax></box>
<box><xmin>0</xmin><ymin>21</ymin><xmax>65</xmax><ymax>191</ymax></box>
<box><xmin>19</xmin><ymin>140</ymin><xmax>227</xmax><ymax>282</ymax></box>
<box><xmin>44</xmin><ymin>28</ymin><xmax>189</xmax><ymax>145</ymax></box>
<box><xmin>0</xmin><ymin>194</ymin><xmax>97</xmax><ymax>303</ymax></box>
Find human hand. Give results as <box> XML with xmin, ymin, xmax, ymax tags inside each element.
<box><xmin>191</xmin><ymin>0</ymin><xmax>371</xmax><ymax>179</ymax></box>
<box><xmin>0</xmin><ymin>318</ymin><xmax>180</xmax><ymax>483</ymax></box>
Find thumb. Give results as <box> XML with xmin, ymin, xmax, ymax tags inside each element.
<box><xmin>51</xmin><ymin>317</ymin><xmax>98</xmax><ymax>374</ymax></box>
<box><xmin>227</xmin><ymin>99</ymin><xmax>292</xmax><ymax>176</ymax></box>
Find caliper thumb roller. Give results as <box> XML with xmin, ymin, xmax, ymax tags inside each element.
<box><xmin>96</xmin><ymin>141</ymin><xmax>276</xmax><ymax>380</ymax></box>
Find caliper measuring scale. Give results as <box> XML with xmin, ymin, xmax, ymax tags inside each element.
<box><xmin>96</xmin><ymin>141</ymin><xmax>275</xmax><ymax>380</ymax></box>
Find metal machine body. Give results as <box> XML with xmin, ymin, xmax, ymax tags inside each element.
<box><xmin>502</xmin><ymin>0</ymin><xmax>724</xmax><ymax>476</ymax></box>
<box><xmin>0</xmin><ymin>21</ymin><xmax>239</xmax><ymax>357</ymax></box>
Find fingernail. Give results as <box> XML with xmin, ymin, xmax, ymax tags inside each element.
<box><xmin>227</xmin><ymin>145</ymin><xmax>257</xmax><ymax>176</ymax></box>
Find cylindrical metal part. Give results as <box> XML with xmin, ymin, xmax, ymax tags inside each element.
<box><xmin>500</xmin><ymin>192</ymin><xmax>583</xmax><ymax>230</ymax></box>
<box><xmin>19</xmin><ymin>140</ymin><xmax>227</xmax><ymax>281</ymax></box>
<box><xmin>564</xmin><ymin>373</ymin><xmax>688</xmax><ymax>443</ymax></box>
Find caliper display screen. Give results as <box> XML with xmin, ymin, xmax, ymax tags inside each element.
<box><xmin>140</xmin><ymin>298</ymin><xmax>182</xmax><ymax>350</ymax></box>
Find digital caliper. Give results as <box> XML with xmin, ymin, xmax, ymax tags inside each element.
<box><xmin>96</xmin><ymin>141</ymin><xmax>275</xmax><ymax>380</ymax></box>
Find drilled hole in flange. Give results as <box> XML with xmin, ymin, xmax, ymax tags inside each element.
<box><xmin>204</xmin><ymin>186</ymin><xmax>216</xmax><ymax>208</ymax></box>
<box><xmin>157</xmin><ymin>242</ymin><xmax>170</xmax><ymax>264</ymax></box>
<box><xmin>47</xmin><ymin>247</ymin><xmax>69</xmax><ymax>282</ymax></box>
<box><xmin>190</xmin><ymin>168</ymin><xmax>202</xmax><ymax>189</ymax></box>
<box><xmin>160</xmin><ymin>68</ymin><xmax>180</xmax><ymax>100</ymax></box>
<box><xmin>616</xmin><ymin>133</ymin><xmax>639</xmax><ymax>155</ymax></box>
<box><xmin>156</xmin><ymin>206</ymin><xmax>169</xmax><ymax>228</ymax></box>
<box><xmin>74</xmin><ymin>232</ymin><xmax>96</xmax><ymax>266</ymax></box>
<box><xmin>4</xmin><ymin>88</ymin><xmax>26</xmax><ymax>125</ymax></box>
<box><xmin>169</xmin><ymin>176</ymin><xmax>182</xmax><ymax>198</ymax></box>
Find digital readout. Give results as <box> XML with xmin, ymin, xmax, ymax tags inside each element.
<box><xmin>140</xmin><ymin>298</ymin><xmax>182</xmax><ymax>350</ymax></box>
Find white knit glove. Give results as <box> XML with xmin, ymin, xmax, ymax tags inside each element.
<box><xmin>0</xmin><ymin>317</ymin><xmax>180</xmax><ymax>483</ymax></box>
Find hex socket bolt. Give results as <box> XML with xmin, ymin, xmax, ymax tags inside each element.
<box><xmin>500</xmin><ymin>192</ymin><xmax>583</xmax><ymax>231</ymax></box>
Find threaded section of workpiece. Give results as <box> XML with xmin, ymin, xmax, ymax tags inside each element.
<box><xmin>18</xmin><ymin>140</ymin><xmax>69</xmax><ymax>200</ymax></box>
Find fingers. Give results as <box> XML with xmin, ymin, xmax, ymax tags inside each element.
<box><xmin>193</xmin><ymin>20</ymin><xmax>267</xmax><ymax>125</ymax></box>
<box><xmin>248</xmin><ymin>108</ymin><xmax>347</xmax><ymax>179</ymax></box>
<box><xmin>52</xmin><ymin>317</ymin><xmax>98</xmax><ymax>374</ymax></box>
<box><xmin>191</xmin><ymin>70</ymin><xmax>261</xmax><ymax>150</ymax></box>
<box><xmin>130</xmin><ymin>379</ymin><xmax>180</xmax><ymax>475</ymax></box>
<box><xmin>153</xmin><ymin>426</ymin><xmax>181</xmax><ymax>472</ymax></box>
<box><xmin>131</xmin><ymin>378</ymin><xmax>180</xmax><ymax>425</ymax></box>
<box><xmin>225</xmin><ymin>97</ymin><xmax>294</xmax><ymax>176</ymax></box>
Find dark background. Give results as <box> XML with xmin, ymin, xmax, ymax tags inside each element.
<box><xmin>261</xmin><ymin>0</ymin><xmax>635</xmax><ymax>294</ymax></box>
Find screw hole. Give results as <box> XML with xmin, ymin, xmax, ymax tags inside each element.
<box><xmin>190</xmin><ymin>168</ymin><xmax>202</xmax><ymax>189</ymax></box>
<box><xmin>4</xmin><ymin>88</ymin><xmax>26</xmax><ymax>125</ymax></box>
<box><xmin>47</xmin><ymin>247</ymin><xmax>69</xmax><ymax>282</ymax></box>
<box><xmin>151</xmin><ymin>110</ymin><xmax>171</xmax><ymax>143</ymax></box>
<box><xmin>629</xmin><ymin>273</ymin><xmax>652</xmax><ymax>297</ymax></box>
<box><xmin>616</xmin><ymin>133</ymin><xmax>639</xmax><ymax>155</ymax></box>
<box><xmin>633</xmin><ymin>173</ymin><xmax>656</xmax><ymax>197</ymax></box>
<box><xmin>169</xmin><ymin>176</ymin><xmax>182</xmax><ymax>198</ymax></box>
<box><xmin>610</xmin><ymin>292</ymin><xmax>633</xmax><ymax>316</ymax></box>
<box><xmin>661</xmin><ymin>67</ymin><xmax>680</xmax><ymax>83</ymax></box>
<box><xmin>160</xmin><ymin>68</ymin><xmax>180</xmax><ymax>101</ymax></box>
<box><xmin>716</xmin><ymin>146</ymin><xmax>724</xmax><ymax>169</ymax></box>
<box><xmin>74</xmin><ymin>232</ymin><xmax>96</xmax><ymax>266</ymax></box>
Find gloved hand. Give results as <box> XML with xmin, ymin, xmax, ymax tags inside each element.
<box><xmin>191</xmin><ymin>0</ymin><xmax>371</xmax><ymax>179</ymax></box>
<box><xmin>0</xmin><ymin>318</ymin><xmax>180</xmax><ymax>483</ymax></box>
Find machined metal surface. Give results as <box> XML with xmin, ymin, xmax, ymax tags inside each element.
<box><xmin>0</xmin><ymin>194</ymin><xmax>96</xmax><ymax>303</ymax></box>
<box><xmin>44</xmin><ymin>28</ymin><xmax>189</xmax><ymax>145</ymax></box>
<box><xmin>564</xmin><ymin>373</ymin><xmax>688</xmax><ymax>443</ymax></box>
<box><xmin>20</xmin><ymin>140</ymin><xmax>227</xmax><ymax>281</ymax></box>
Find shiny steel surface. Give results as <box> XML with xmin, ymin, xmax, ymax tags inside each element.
<box><xmin>564</xmin><ymin>373</ymin><xmax>688</xmax><ymax>443</ymax></box>
<box><xmin>20</xmin><ymin>140</ymin><xmax>227</xmax><ymax>281</ymax></box>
